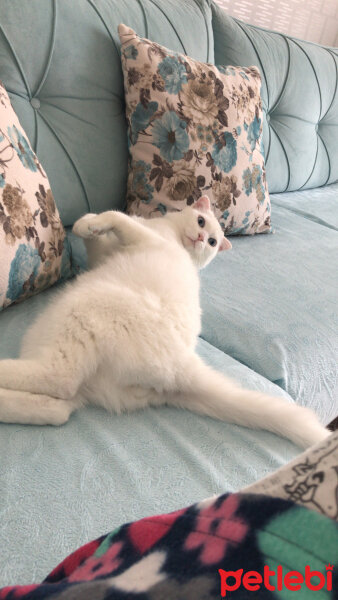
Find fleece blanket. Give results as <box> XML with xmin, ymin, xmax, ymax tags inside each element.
<box><xmin>0</xmin><ymin>492</ymin><xmax>337</xmax><ymax>599</ymax></box>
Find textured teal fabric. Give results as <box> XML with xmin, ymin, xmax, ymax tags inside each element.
<box><xmin>0</xmin><ymin>0</ymin><xmax>213</xmax><ymax>227</ymax></box>
<box><xmin>211</xmin><ymin>3</ymin><xmax>338</xmax><ymax>193</ymax></box>
<box><xmin>200</xmin><ymin>183</ymin><xmax>338</xmax><ymax>424</ymax></box>
<box><xmin>0</xmin><ymin>286</ymin><xmax>299</xmax><ymax>585</ymax></box>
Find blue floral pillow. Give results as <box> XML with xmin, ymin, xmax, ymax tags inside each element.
<box><xmin>0</xmin><ymin>81</ymin><xmax>71</xmax><ymax>310</ymax></box>
<box><xmin>119</xmin><ymin>24</ymin><xmax>271</xmax><ymax>235</ymax></box>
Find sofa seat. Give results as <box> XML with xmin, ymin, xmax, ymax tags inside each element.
<box><xmin>201</xmin><ymin>183</ymin><xmax>338</xmax><ymax>425</ymax></box>
<box><xmin>270</xmin><ymin>182</ymin><xmax>338</xmax><ymax>231</ymax></box>
<box><xmin>0</xmin><ymin>283</ymin><xmax>300</xmax><ymax>585</ymax></box>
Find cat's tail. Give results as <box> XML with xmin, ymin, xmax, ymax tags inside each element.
<box><xmin>0</xmin><ymin>387</ymin><xmax>80</xmax><ymax>425</ymax></box>
<box><xmin>170</xmin><ymin>355</ymin><xmax>329</xmax><ymax>449</ymax></box>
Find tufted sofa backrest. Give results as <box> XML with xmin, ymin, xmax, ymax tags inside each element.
<box><xmin>0</xmin><ymin>0</ymin><xmax>213</xmax><ymax>226</ymax></box>
<box><xmin>211</xmin><ymin>3</ymin><xmax>338</xmax><ymax>193</ymax></box>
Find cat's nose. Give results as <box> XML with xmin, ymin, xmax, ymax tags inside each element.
<box><xmin>197</xmin><ymin>232</ymin><xmax>205</xmax><ymax>242</ymax></box>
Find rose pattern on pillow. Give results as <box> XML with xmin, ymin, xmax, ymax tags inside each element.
<box><xmin>119</xmin><ymin>24</ymin><xmax>271</xmax><ymax>235</ymax></box>
<box><xmin>0</xmin><ymin>80</ymin><xmax>70</xmax><ymax>310</ymax></box>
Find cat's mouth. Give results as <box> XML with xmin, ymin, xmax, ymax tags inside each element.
<box><xmin>185</xmin><ymin>235</ymin><xmax>203</xmax><ymax>249</ymax></box>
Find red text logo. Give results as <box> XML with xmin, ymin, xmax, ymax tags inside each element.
<box><xmin>219</xmin><ymin>564</ymin><xmax>333</xmax><ymax>596</ymax></box>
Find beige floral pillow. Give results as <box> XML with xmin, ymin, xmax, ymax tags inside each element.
<box><xmin>119</xmin><ymin>24</ymin><xmax>271</xmax><ymax>235</ymax></box>
<box><xmin>0</xmin><ymin>81</ymin><xmax>70</xmax><ymax>310</ymax></box>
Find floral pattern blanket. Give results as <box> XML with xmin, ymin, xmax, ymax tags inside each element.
<box><xmin>0</xmin><ymin>492</ymin><xmax>337</xmax><ymax>599</ymax></box>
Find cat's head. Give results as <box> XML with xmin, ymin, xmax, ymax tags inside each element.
<box><xmin>178</xmin><ymin>196</ymin><xmax>232</xmax><ymax>269</ymax></box>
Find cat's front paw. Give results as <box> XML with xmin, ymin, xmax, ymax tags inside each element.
<box><xmin>87</xmin><ymin>212</ymin><xmax>117</xmax><ymax>236</ymax></box>
<box><xmin>72</xmin><ymin>213</ymin><xmax>97</xmax><ymax>238</ymax></box>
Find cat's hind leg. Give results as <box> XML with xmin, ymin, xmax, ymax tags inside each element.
<box><xmin>0</xmin><ymin>309</ymin><xmax>100</xmax><ymax>400</ymax></box>
<box><xmin>0</xmin><ymin>388</ymin><xmax>81</xmax><ymax>425</ymax></box>
<box><xmin>0</xmin><ymin>285</ymin><xmax>142</xmax><ymax>407</ymax></box>
<box><xmin>0</xmin><ymin>346</ymin><xmax>94</xmax><ymax>400</ymax></box>
<box><xmin>169</xmin><ymin>354</ymin><xmax>329</xmax><ymax>449</ymax></box>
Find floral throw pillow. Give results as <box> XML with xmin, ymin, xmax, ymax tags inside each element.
<box><xmin>119</xmin><ymin>24</ymin><xmax>271</xmax><ymax>235</ymax></box>
<box><xmin>0</xmin><ymin>80</ymin><xmax>70</xmax><ymax>310</ymax></box>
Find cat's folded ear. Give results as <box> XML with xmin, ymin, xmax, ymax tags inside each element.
<box><xmin>192</xmin><ymin>195</ymin><xmax>211</xmax><ymax>212</ymax></box>
<box><xmin>219</xmin><ymin>237</ymin><xmax>232</xmax><ymax>252</ymax></box>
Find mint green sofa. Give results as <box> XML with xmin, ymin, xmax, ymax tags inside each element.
<box><xmin>0</xmin><ymin>0</ymin><xmax>337</xmax><ymax>585</ymax></box>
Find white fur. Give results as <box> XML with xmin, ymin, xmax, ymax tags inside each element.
<box><xmin>0</xmin><ymin>200</ymin><xmax>329</xmax><ymax>448</ymax></box>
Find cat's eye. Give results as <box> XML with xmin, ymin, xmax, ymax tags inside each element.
<box><xmin>198</xmin><ymin>216</ymin><xmax>205</xmax><ymax>228</ymax></box>
<box><xmin>208</xmin><ymin>237</ymin><xmax>217</xmax><ymax>247</ymax></box>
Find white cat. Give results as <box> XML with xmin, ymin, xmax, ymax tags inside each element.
<box><xmin>0</xmin><ymin>196</ymin><xmax>329</xmax><ymax>448</ymax></box>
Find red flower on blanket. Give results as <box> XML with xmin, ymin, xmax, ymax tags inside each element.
<box><xmin>128</xmin><ymin>507</ymin><xmax>186</xmax><ymax>553</ymax></box>
<box><xmin>47</xmin><ymin>538</ymin><xmax>103</xmax><ymax>581</ymax></box>
<box><xmin>67</xmin><ymin>541</ymin><xmax>123</xmax><ymax>582</ymax></box>
<box><xmin>184</xmin><ymin>495</ymin><xmax>248</xmax><ymax>564</ymax></box>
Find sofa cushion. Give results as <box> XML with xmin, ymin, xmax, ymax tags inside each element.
<box><xmin>211</xmin><ymin>3</ymin><xmax>338</xmax><ymax>193</ymax></box>
<box><xmin>0</xmin><ymin>0</ymin><xmax>214</xmax><ymax>227</ymax></box>
<box><xmin>0</xmin><ymin>80</ymin><xmax>71</xmax><ymax>310</ymax></box>
<box><xmin>119</xmin><ymin>24</ymin><xmax>271</xmax><ymax>235</ymax></box>
<box><xmin>200</xmin><ymin>183</ymin><xmax>338</xmax><ymax>424</ymax></box>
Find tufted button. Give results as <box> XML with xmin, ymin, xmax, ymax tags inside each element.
<box><xmin>30</xmin><ymin>97</ymin><xmax>40</xmax><ymax>109</ymax></box>
<box><xmin>266</xmin><ymin>113</ymin><xmax>270</xmax><ymax>123</ymax></box>
<box><xmin>315</xmin><ymin>123</ymin><xmax>319</xmax><ymax>132</ymax></box>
